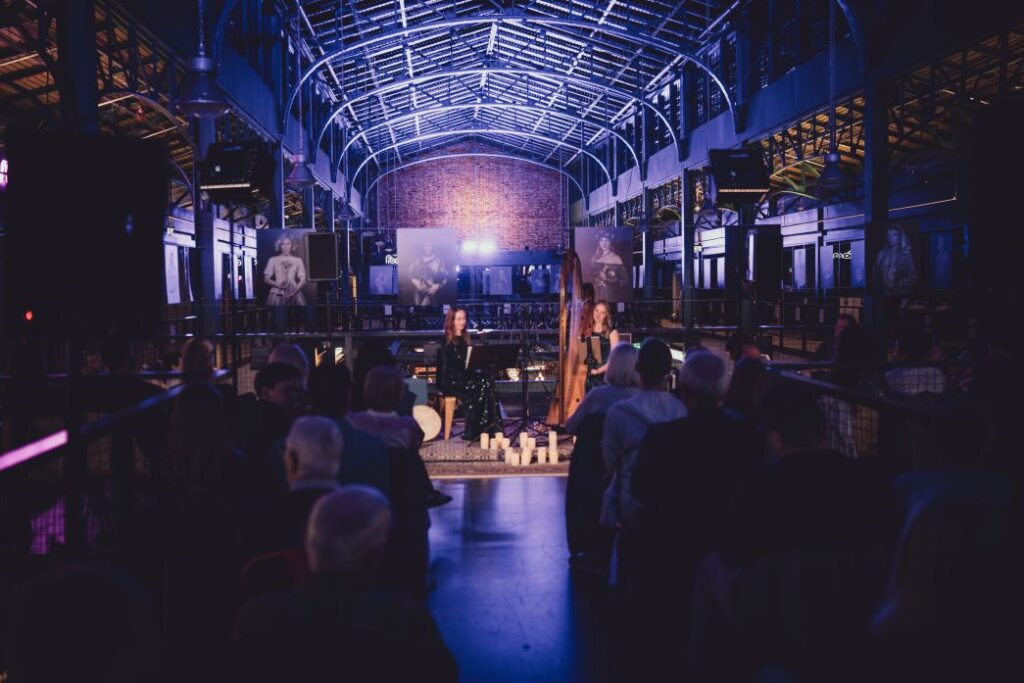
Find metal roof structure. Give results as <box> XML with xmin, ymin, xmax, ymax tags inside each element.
<box><xmin>286</xmin><ymin>0</ymin><xmax>737</xmax><ymax>181</ymax></box>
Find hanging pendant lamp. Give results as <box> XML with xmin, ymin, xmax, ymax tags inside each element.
<box><xmin>178</xmin><ymin>0</ymin><xmax>230</xmax><ymax>119</ymax></box>
<box><xmin>286</xmin><ymin>26</ymin><xmax>316</xmax><ymax>188</ymax></box>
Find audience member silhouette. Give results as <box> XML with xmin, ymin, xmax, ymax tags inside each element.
<box><xmin>234</xmin><ymin>487</ymin><xmax>458</xmax><ymax>682</ymax></box>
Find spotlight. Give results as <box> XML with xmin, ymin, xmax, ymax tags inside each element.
<box><xmin>462</xmin><ymin>240</ymin><xmax>479</xmax><ymax>253</ymax></box>
<box><xmin>480</xmin><ymin>240</ymin><xmax>497</xmax><ymax>254</ymax></box>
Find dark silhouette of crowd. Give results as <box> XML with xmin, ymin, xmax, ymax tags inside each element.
<box><xmin>2</xmin><ymin>338</ymin><xmax>455</xmax><ymax>683</ymax></box>
<box><xmin>564</xmin><ymin>336</ymin><xmax>1020</xmax><ymax>682</ymax></box>
<box><xmin>2</xmin><ymin>329</ymin><xmax>1019</xmax><ymax>683</ymax></box>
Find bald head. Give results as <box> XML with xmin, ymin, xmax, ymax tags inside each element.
<box><xmin>306</xmin><ymin>487</ymin><xmax>392</xmax><ymax>581</ymax></box>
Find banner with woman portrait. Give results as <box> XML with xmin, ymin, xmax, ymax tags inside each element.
<box><xmin>574</xmin><ymin>227</ymin><xmax>633</xmax><ymax>302</ymax></box>
<box><xmin>397</xmin><ymin>228</ymin><xmax>457</xmax><ymax>306</ymax></box>
<box><xmin>256</xmin><ymin>229</ymin><xmax>318</xmax><ymax>306</ymax></box>
<box><xmin>868</xmin><ymin>221</ymin><xmax>919</xmax><ymax>299</ymax></box>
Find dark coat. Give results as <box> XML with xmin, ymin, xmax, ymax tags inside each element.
<box><xmin>234</xmin><ymin>576</ymin><xmax>458</xmax><ymax>683</ymax></box>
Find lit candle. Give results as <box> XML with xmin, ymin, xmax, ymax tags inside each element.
<box><xmin>508</xmin><ymin>449</ymin><xmax>520</xmax><ymax>466</ymax></box>
<box><xmin>521</xmin><ymin>449</ymin><xmax>532</xmax><ymax>466</ymax></box>
<box><xmin>527</xmin><ymin>437</ymin><xmax>537</xmax><ymax>451</ymax></box>
<box><xmin>490</xmin><ymin>438</ymin><xmax>500</xmax><ymax>451</ymax></box>
<box><xmin>481</xmin><ymin>434</ymin><xmax>490</xmax><ymax>450</ymax></box>
<box><xmin>548</xmin><ymin>450</ymin><xmax>559</xmax><ymax>465</ymax></box>
<box><xmin>519</xmin><ymin>432</ymin><xmax>529</xmax><ymax>450</ymax></box>
<box><xmin>548</xmin><ymin>431</ymin><xmax>557</xmax><ymax>452</ymax></box>
<box><xmin>493</xmin><ymin>431</ymin><xmax>503</xmax><ymax>444</ymax></box>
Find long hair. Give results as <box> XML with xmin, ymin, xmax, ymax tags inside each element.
<box><xmin>443</xmin><ymin>307</ymin><xmax>471</xmax><ymax>345</ymax></box>
<box><xmin>590</xmin><ymin>299</ymin><xmax>614</xmax><ymax>335</ymax></box>
<box><xmin>886</xmin><ymin>224</ymin><xmax>912</xmax><ymax>252</ymax></box>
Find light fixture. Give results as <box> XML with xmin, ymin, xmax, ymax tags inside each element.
<box><xmin>337</xmin><ymin>200</ymin><xmax>356</xmax><ymax>221</ymax></box>
<box><xmin>178</xmin><ymin>0</ymin><xmax>230</xmax><ymax>120</ymax></box>
<box><xmin>817</xmin><ymin>150</ymin><xmax>846</xmax><ymax>194</ymax></box>
<box><xmin>462</xmin><ymin>240</ymin><xmax>479</xmax><ymax>253</ymax></box>
<box><xmin>286</xmin><ymin>24</ymin><xmax>315</xmax><ymax>188</ymax></box>
<box><xmin>480</xmin><ymin>240</ymin><xmax>497</xmax><ymax>254</ymax></box>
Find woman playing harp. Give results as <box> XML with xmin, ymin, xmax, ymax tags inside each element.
<box><xmin>547</xmin><ymin>251</ymin><xmax>590</xmax><ymax>427</ymax></box>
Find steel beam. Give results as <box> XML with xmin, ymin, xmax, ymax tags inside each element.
<box><xmin>306</xmin><ymin>65</ymin><xmax>680</xmax><ymax>154</ymax></box>
<box><xmin>331</xmin><ymin>102</ymin><xmax>642</xmax><ymax>171</ymax></box>
<box><xmin>281</xmin><ymin>14</ymin><xmax>733</xmax><ymax>126</ymax></box>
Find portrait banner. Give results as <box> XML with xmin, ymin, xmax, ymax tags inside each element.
<box><xmin>867</xmin><ymin>221</ymin><xmax>919</xmax><ymax>299</ymax></box>
<box><xmin>397</xmin><ymin>228</ymin><xmax>457</xmax><ymax>307</ymax></box>
<box><xmin>575</xmin><ymin>227</ymin><xmax>633</xmax><ymax>303</ymax></box>
<box><xmin>256</xmin><ymin>229</ymin><xmax>318</xmax><ymax>306</ymax></box>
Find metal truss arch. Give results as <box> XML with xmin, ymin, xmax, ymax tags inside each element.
<box><xmin>365</xmin><ymin>153</ymin><xmax>584</xmax><ymax>197</ymax></box>
<box><xmin>350</xmin><ymin>128</ymin><xmax>613</xmax><ymax>192</ymax></box>
<box><xmin>313</xmin><ymin>66</ymin><xmax>678</xmax><ymax>156</ymax></box>
<box><xmin>281</xmin><ymin>13</ymin><xmax>732</xmax><ymax>126</ymax></box>
<box><xmin>98</xmin><ymin>89</ymin><xmax>197</xmax><ymax>152</ymax></box>
<box><xmin>332</xmin><ymin>103</ymin><xmax>640</xmax><ymax>171</ymax></box>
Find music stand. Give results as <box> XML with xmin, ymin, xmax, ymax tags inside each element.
<box><xmin>465</xmin><ymin>343</ymin><xmax>519</xmax><ymax>372</ymax></box>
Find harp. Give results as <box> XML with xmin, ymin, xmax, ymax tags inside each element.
<box><xmin>547</xmin><ymin>250</ymin><xmax>589</xmax><ymax>426</ymax></box>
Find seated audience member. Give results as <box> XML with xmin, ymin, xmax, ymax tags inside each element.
<box><xmin>348</xmin><ymin>366</ymin><xmax>436</xmax><ymax>593</ymax></box>
<box><xmin>234</xmin><ymin>487</ymin><xmax>458</xmax><ymax>683</ymax></box>
<box><xmin>5</xmin><ymin>566</ymin><xmax>162</xmax><ymax>683</ymax></box>
<box><xmin>601</xmin><ymin>339</ymin><xmax>686</xmax><ymax>588</ymax></box>
<box><xmin>631</xmin><ymin>352</ymin><xmax>765</xmax><ymax>671</ymax></box>
<box><xmin>634</xmin><ymin>351</ymin><xmax>765</xmax><ymax>571</ymax></box>
<box><xmin>565</xmin><ymin>342</ymin><xmax>639</xmax><ymax>435</ymax></box>
<box><xmin>308</xmin><ymin>362</ymin><xmax>390</xmax><ymax>494</ymax></box>
<box><xmin>230</xmin><ymin>362</ymin><xmax>303</xmax><ymax>496</ymax></box>
<box><xmin>269</xmin><ymin>342</ymin><xmax>310</xmax><ymax>388</ymax></box>
<box><xmin>725</xmin><ymin>331</ymin><xmax>764</xmax><ymax>362</ymax></box>
<box><xmin>144</xmin><ymin>383</ymin><xmax>244</xmax><ymax>681</ymax></box>
<box><xmin>689</xmin><ymin>383</ymin><xmax>893</xmax><ymax>680</ymax></box>
<box><xmin>348</xmin><ymin>366</ymin><xmax>425</xmax><ymax>452</ymax></box>
<box><xmin>810</xmin><ymin>313</ymin><xmax>858</xmax><ymax>362</ymax></box>
<box><xmin>181</xmin><ymin>337</ymin><xmax>216</xmax><ymax>386</ymax></box>
<box><xmin>250</xmin><ymin>416</ymin><xmax>344</xmax><ymax>555</ymax></box>
<box><xmin>564</xmin><ymin>343</ymin><xmax>639</xmax><ymax>570</ymax></box>
<box><xmin>350</xmin><ymin>340</ymin><xmax>416</xmax><ymax>416</ymax></box>
<box><xmin>723</xmin><ymin>357</ymin><xmax>774</xmax><ymax>426</ymax></box>
<box><xmin>885</xmin><ymin>329</ymin><xmax>945</xmax><ymax>395</ymax></box>
<box><xmin>720</xmin><ymin>382</ymin><xmax>891</xmax><ymax>569</ymax></box>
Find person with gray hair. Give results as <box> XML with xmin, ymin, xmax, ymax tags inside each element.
<box><xmin>234</xmin><ymin>487</ymin><xmax>458</xmax><ymax>683</ymax></box>
<box><xmin>565</xmin><ymin>342</ymin><xmax>640</xmax><ymax>435</ymax></box>
<box><xmin>564</xmin><ymin>343</ymin><xmax>640</xmax><ymax>572</ymax></box>
<box><xmin>630</xmin><ymin>348</ymin><xmax>765</xmax><ymax>660</ymax></box>
<box><xmin>246</xmin><ymin>416</ymin><xmax>344</xmax><ymax>555</ymax></box>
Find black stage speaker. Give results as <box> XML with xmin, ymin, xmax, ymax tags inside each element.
<box><xmin>750</xmin><ymin>226</ymin><xmax>783</xmax><ymax>300</ymax></box>
<box><xmin>199</xmin><ymin>141</ymin><xmax>274</xmax><ymax>206</ymax></box>
<box><xmin>969</xmin><ymin>99</ymin><xmax>1023</xmax><ymax>347</ymax></box>
<box><xmin>723</xmin><ymin>224</ymin><xmax>748</xmax><ymax>302</ymax></box>
<box><xmin>3</xmin><ymin>128</ymin><xmax>168</xmax><ymax>338</ymax></box>
<box><xmin>709</xmin><ymin>149</ymin><xmax>770</xmax><ymax>204</ymax></box>
<box><xmin>305</xmin><ymin>232</ymin><xmax>340</xmax><ymax>281</ymax></box>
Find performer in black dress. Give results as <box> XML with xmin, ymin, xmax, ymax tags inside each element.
<box><xmin>585</xmin><ymin>300</ymin><xmax>621</xmax><ymax>392</ymax></box>
<box><xmin>439</xmin><ymin>307</ymin><xmax>502</xmax><ymax>441</ymax></box>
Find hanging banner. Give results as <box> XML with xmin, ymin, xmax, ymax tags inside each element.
<box><xmin>397</xmin><ymin>228</ymin><xmax>457</xmax><ymax>306</ymax></box>
<box><xmin>256</xmin><ymin>229</ymin><xmax>318</xmax><ymax>306</ymax></box>
<box><xmin>574</xmin><ymin>227</ymin><xmax>633</xmax><ymax>302</ymax></box>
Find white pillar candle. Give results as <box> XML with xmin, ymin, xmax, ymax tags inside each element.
<box><xmin>521</xmin><ymin>449</ymin><xmax>532</xmax><ymax>465</ymax></box>
<box><xmin>548</xmin><ymin>431</ymin><xmax>558</xmax><ymax>452</ymax></box>
<box><xmin>480</xmin><ymin>434</ymin><xmax>490</xmax><ymax>450</ymax></box>
<box><xmin>527</xmin><ymin>437</ymin><xmax>537</xmax><ymax>451</ymax></box>
<box><xmin>490</xmin><ymin>438</ymin><xmax>500</xmax><ymax>451</ymax></box>
<box><xmin>508</xmin><ymin>450</ymin><xmax>520</xmax><ymax>466</ymax></box>
<box><xmin>519</xmin><ymin>432</ymin><xmax>529</xmax><ymax>449</ymax></box>
<box><xmin>493</xmin><ymin>431</ymin><xmax>504</xmax><ymax>444</ymax></box>
<box><xmin>503</xmin><ymin>448</ymin><xmax>513</xmax><ymax>464</ymax></box>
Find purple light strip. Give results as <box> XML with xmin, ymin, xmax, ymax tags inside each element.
<box><xmin>0</xmin><ymin>430</ymin><xmax>69</xmax><ymax>473</ymax></box>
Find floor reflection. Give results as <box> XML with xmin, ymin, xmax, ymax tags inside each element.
<box><xmin>428</xmin><ymin>476</ymin><xmax>618</xmax><ymax>683</ymax></box>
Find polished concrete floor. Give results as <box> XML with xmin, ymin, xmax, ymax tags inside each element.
<box><xmin>427</xmin><ymin>476</ymin><xmax>620</xmax><ymax>683</ymax></box>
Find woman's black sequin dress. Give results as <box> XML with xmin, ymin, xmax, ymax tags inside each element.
<box><xmin>440</xmin><ymin>339</ymin><xmax>502</xmax><ymax>440</ymax></box>
<box><xmin>585</xmin><ymin>331</ymin><xmax>613</xmax><ymax>392</ymax></box>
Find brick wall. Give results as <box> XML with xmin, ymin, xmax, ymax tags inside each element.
<box><xmin>374</xmin><ymin>142</ymin><xmax>567</xmax><ymax>250</ymax></box>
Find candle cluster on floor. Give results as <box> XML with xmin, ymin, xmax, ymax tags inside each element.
<box><xmin>479</xmin><ymin>431</ymin><xmax>560</xmax><ymax>466</ymax></box>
